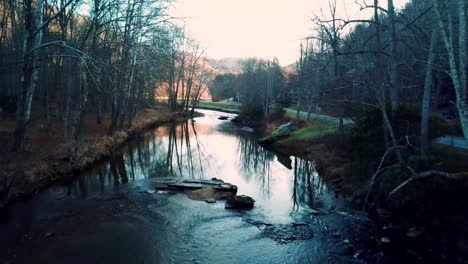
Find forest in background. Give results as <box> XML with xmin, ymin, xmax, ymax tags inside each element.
<box><xmin>0</xmin><ymin>0</ymin><xmax>211</xmax><ymax>153</ymax></box>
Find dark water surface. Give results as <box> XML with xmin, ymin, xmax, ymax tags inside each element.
<box><xmin>0</xmin><ymin>109</ymin><xmax>374</xmax><ymax>264</ymax></box>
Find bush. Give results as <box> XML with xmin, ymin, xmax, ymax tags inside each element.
<box><xmin>268</xmin><ymin>102</ymin><xmax>285</xmax><ymax>119</ymax></box>
<box><xmin>240</xmin><ymin>105</ymin><xmax>263</xmax><ymax>120</ymax></box>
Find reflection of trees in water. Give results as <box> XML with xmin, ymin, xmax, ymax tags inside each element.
<box><xmin>64</xmin><ymin>121</ymin><xmax>208</xmax><ymax>197</ymax></box>
<box><xmin>129</xmin><ymin>121</ymin><xmax>208</xmax><ymax>179</ymax></box>
<box><xmin>292</xmin><ymin>157</ymin><xmax>327</xmax><ymax>210</ymax></box>
<box><xmin>163</xmin><ymin>121</ymin><xmax>208</xmax><ymax>178</ymax></box>
<box><xmin>237</xmin><ymin>135</ymin><xmax>275</xmax><ymax>197</ymax></box>
<box><xmin>66</xmin><ymin>154</ymin><xmax>130</xmax><ymax>199</ymax></box>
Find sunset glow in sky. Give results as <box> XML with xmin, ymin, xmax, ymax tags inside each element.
<box><xmin>170</xmin><ymin>0</ymin><xmax>409</xmax><ymax>65</ymax></box>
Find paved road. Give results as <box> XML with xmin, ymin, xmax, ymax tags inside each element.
<box><xmin>434</xmin><ymin>136</ymin><xmax>468</xmax><ymax>149</ymax></box>
<box><xmin>285</xmin><ymin>108</ymin><xmax>354</xmax><ymax>125</ymax></box>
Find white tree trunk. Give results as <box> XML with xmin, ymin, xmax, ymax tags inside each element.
<box><xmin>25</xmin><ymin>0</ymin><xmax>44</xmax><ymax>121</ymax></box>
<box><xmin>421</xmin><ymin>24</ymin><xmax>439</xmax><ymax>154</ymax></box>
<box><xmin>434</xmin><ymin>0</ymin><xmax>468</xmax><ymax>140</ymax></box>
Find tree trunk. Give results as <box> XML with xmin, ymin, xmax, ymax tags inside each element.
<box><xmin>434</xmin><ymin>0</ymin><xmax>468</xmax><ymax>140</ymax></box>
<box><xmin>420</xmin><ymin>25</ymin><xmax>439</xmax><ymax>155</ymax></box>
<box><xmin>374</xmin><ymin>0</ymin><xmax>402</xmax><ymax>161</ymax></box>
<box><xmin>388</xmin><ymin>0</ymin><xmax>400</xmax><ymax>112</ymax></box>
<box><xmin>70</xmin><ymin>62</ymin><xmax>87</xmax><ymax>156</ymax></box>
<box><xmin>12</xmin><ymin>0</ymin><xmax>34</xmax><ymax>151</ymax></box>
<box><xmin>63</xmin><ymin>57</ymin><xmax>73</xmax><ymax>141</ymax></box>
<box><xmin>25</xmin><ymin>0</ymin><xmax>44</xmax><ymax>121</ymax></box>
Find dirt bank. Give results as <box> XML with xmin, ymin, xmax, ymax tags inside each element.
<box><xmin>0</xmin><ymin>108</ymin><xmax>193</xmax><ymax>209</ymax></box>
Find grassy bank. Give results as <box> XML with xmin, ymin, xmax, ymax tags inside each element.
<box><xmin>282</xmin><ymin>121</ymin><xmax>338</xmax><ymax>142</ymax></box>
<box><xmin>261</xmin><ymin>115</ymin><xmax>350</xmax><ymax>194</ymax></box>
<box><xmin>0</xmin><ymin>108</ymin><xmax>191</xmax><ymax>209</ymax></box>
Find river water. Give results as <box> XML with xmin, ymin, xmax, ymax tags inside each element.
<box><xmin>0</xmin><ymin>109</ymin><xmax>376</xmax><ymax>264</ymax></box>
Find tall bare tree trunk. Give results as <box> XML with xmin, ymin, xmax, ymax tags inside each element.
<box><xmin>388</xmin><ymin>0</ymin><xmax>400</xmax><ymax>112</ymax></box>
<box><xmin>13</xmin><ymin>0</ymin><xmax>35</xmax><ymax>151</ymax></box>
<box><xmin>25</xmin><ymin>0</ymin><xmax>44</xmax><ymax>121</ymax></box>
<box><xmin>421</xmin><ymin>25</ymin><xmax>439</xmax><ymax>155</ymax></box>
<box><xmin>374</xmin><ymin>0</ymin><xmax>402</xmax><ymax>161</ymax></box>
<box><xmin>434</xmin><ymin>0</ymin><xmax>468</xmax><ymax>139</ymax></box>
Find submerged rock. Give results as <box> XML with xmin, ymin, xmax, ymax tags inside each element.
<box><xmin>225</xmin><ymin>195</ymin><xmax>255</xmax><ymax>209</ymax></box>
<box><xmin>239</xmin><ymin>126</ymin><xmax>255</xmax><ymax>133</ymax></box>
<box><xmin>205</xmin><ymin>198</ymin><xmax>216</xmax><ymax>203</ymax></box>
<box><xmin>45</xmin><ymin>232</ymin><xmax>56</xmax><ymax>238</ymax></box>
<box><xmin>303</xmin><ymin>208</ymin><xmax>327</xmax><ymax>215</ymax></box>
<box><xmin>230</xmin><ymin>116</ymin><xmax>241</xmax><ymax>123</ymax></box>
<box><xmin>263</xmin><ymin>223</ymin><xmax>314</xmax><ymax>244</ymax></box>
<box><xmin>406</xmin><ymin>227</ymin><xmax>424</xmax><ymax>238</ymax></box>
<box><xmin>381</xmin><ymin>237</ymin><xmax>391</xmax><ymax>243</ymax></box>
<box><xmin>338</xmin><ymin>243</ymin><xmax>355</xmax><ymax>256</ymax></box>
<box><xmin>218</xmin><ymin>116</ymin><xmax>229</xmax><ymax>120</ymax></box>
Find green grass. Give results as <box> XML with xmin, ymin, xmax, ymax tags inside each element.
<box><xmin>197</xmin><ymin>100</ymin><xmax>241</xmax><ymax>112</ymax></box>
<box><xmin>285</xmin><ymin>121</ymin><xmax>338</xmax><ymax>142</ymax></box>
<box><xmin>282</xmin><ymin>110</ymin><xmax>339</xmax><ymax>141</ymax></box>
<box><xmin>285</xmin><ymin>111</ymin><xmax>309</xmax><ymax>120</ymax></box>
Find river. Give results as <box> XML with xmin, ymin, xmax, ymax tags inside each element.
<box><xmin>0</xmin><ymin>109</ymin><xmax>377</xmax><ymax>264</ymax></box>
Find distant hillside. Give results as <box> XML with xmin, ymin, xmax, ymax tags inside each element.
<box><xmin>206</xmin><ymin>58</ymin><xmax>297</xmax><ymax>75</ymax></box>
<box><xmin>282</xmin><ymin>63</ymin><xmax>297</xmax><ymax>75</ymax></box>
<box><xmin>205</xmin><ymin>58</ymin><xmax>246</xmax><ymax>74</ymax></box>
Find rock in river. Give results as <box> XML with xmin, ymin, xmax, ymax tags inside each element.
<box><xmin>218</xmin><ymin>116</ymin><xmax>229</xmax><ymax>120</ymax></box>
<box><xmin>154</xmin><ymin>178</ymin><xmax>238</xmax><ymax>201</ymax></box>
<box><xmin>187</xmin><ymin>187</ymin><xmax>217</xmax><ymax>200</ymax></box>
<box><xmin>187</xmin><ymin>187</ymin><xmax>235</xmax><ymax>201</ymax></box>
<box><xmin>206</xmin><ymin>198</ymin><xmax>216</xmax><ymax>203</ymax></box>
<box><xmin>225</xmin><ymin>195</ymin><xmax>255</xmax><ymax>209</ymax></box>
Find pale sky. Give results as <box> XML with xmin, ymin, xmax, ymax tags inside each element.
<box><xmin>170</xmin><ymin>0</ymin><xmax>409</xmax><ymax>65</ymax></box>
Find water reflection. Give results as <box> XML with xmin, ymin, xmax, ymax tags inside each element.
<box><xmin>58</xmin><ymin>110</ymin><xmax>338</xmax><ymax>216</ymax></box>
<box><xmin>292</xmin><ymin>158</ymin><xmax>331</xmax><ymax>211</ymax></box>
<box><xmin>236</xmin><ymin>135</ymin><xmax>274</xmax><ymax>197</ymax></box>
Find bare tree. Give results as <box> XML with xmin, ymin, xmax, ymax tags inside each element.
<box><xmin>420</xmin><ymin>23</ymin><xmax>439</xmax><ymax>155</ymax></box>
<box><xmin>433</xmin><ymin>0</ymin><xmax>468</xmax><ymax>140</ymax></box>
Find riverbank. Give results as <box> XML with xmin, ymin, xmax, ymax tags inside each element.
<box><xmin>254</xmin><ymin>111</ymin><xmax>468</xmax><ymax>262</ymax></box>
<box><xmin>254</xmin><ymin>114</ymin><xmax>351</xmax><ymax>195</ymax></box>
<box><xmin>0</xmin><ymin>108</ymin><xmax>193</xmax><ymax>209</ymax></box>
